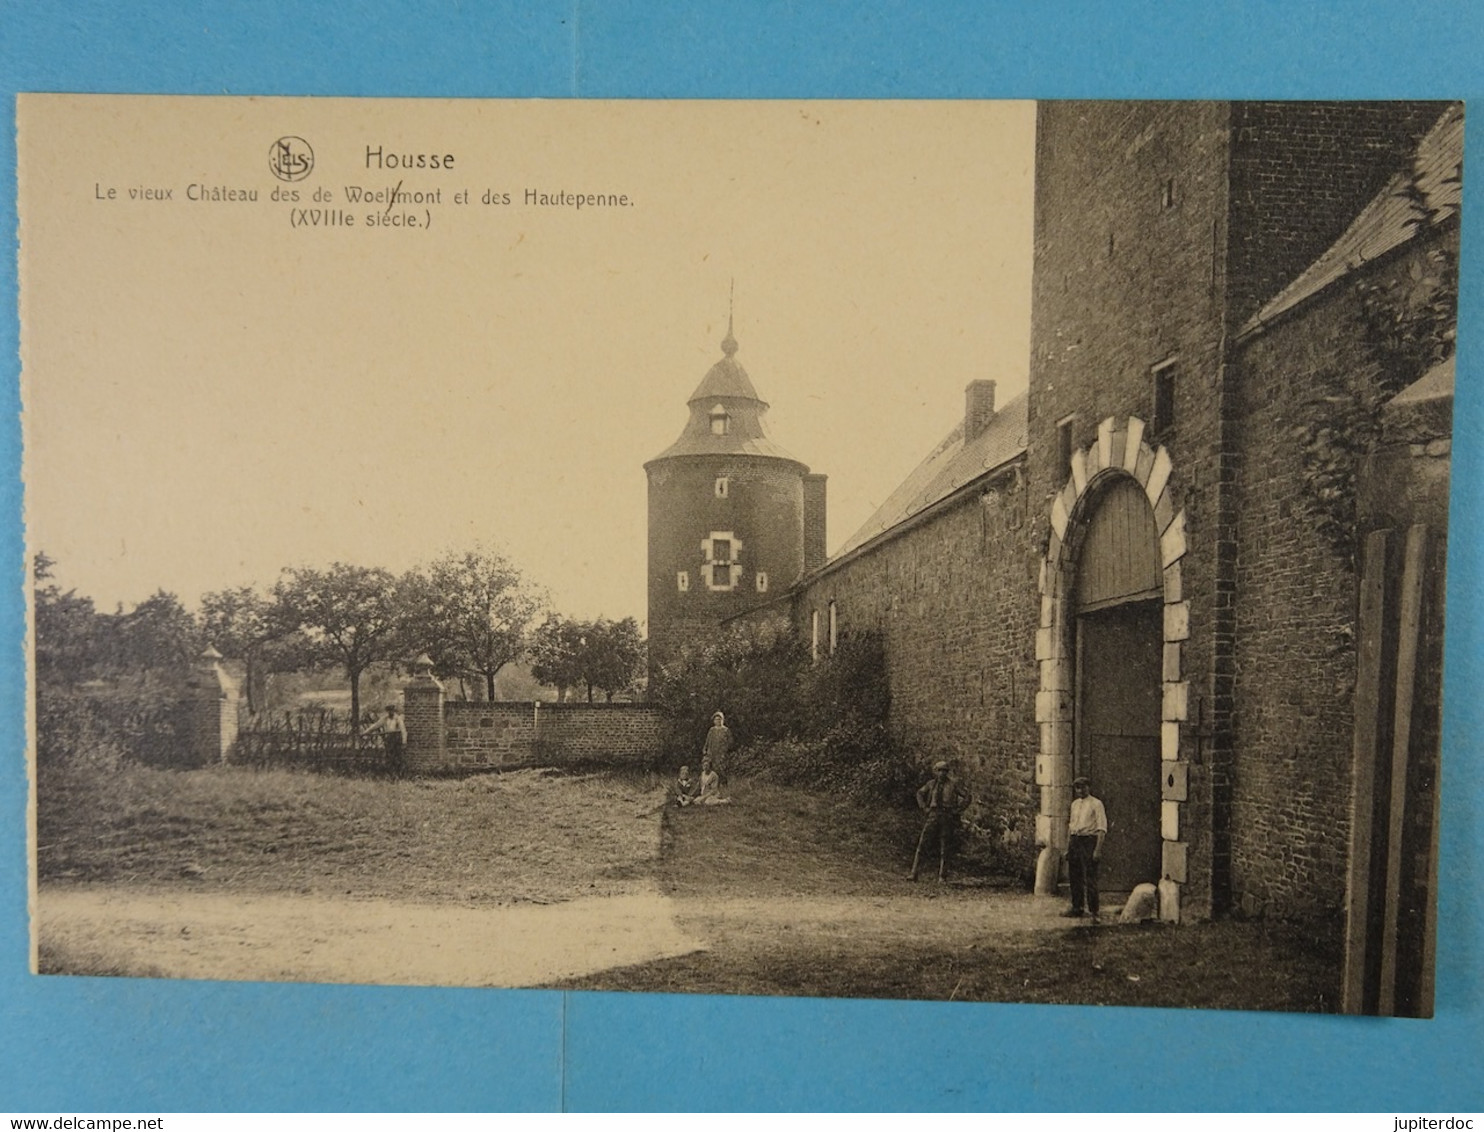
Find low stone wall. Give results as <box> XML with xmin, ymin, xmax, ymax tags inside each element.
<box><xmin>429</xmin><ymin>697</ymin><xmax>665</xmax><ymax>772</ymax></box>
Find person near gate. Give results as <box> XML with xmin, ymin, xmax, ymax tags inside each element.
<box><xmin>1064</xmin><ymin>775</ymin><xmax>1108</xmax><ymax>921</ymax></box>
<box><xmin>363</xmin><ymin>703</ymin><xmax>407</xmax><ymax>778</ymax></box>
<box><xmin>910</xmin><ymin>759</ymin><xmax>966</xmax><ymax>882</ymax></box>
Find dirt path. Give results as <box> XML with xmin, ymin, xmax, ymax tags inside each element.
<box><xmin>37</xmin><ymin>884</ymin><xmax>705</xmax><ymax>987</ymax></box>
<box><xmin>36</xmin><ymin>882</ymin><xmax>1088</xmax><ymax>988</ymax></box>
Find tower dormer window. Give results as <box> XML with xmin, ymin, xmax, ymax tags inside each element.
<box><xmin>709</xmin><ymin>404</ymin><xmax>730</xmax><ymax>436</ymax></box>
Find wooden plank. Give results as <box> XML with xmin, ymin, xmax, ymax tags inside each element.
<box><xmin>1379</xmin><ymin>524</ymin><xmax>1428</xmax><ymax>1016</ymax></box>
<box><xmin>1418</xmin><ymin>532</ymin><xmax>1447</xmax><ymax>1018</ymax></box>
<box><xmin>1342</xmin><ymin>528</ymin><xmax>1389</xmax><ymax>1014</ymax></box>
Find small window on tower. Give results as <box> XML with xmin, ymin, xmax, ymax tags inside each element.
<box><xmin>1056</xmin><ymin>415</ymin><xmax>1076</xmax><ymax>485</ymax></box>
<box><xmin>709</xmin><ymin>404</ymin><xmax>730</xmax><ymax>436</ymax></box>
<box><xmin>677</xmin><ymin>571</ymin><xmax>690</xmax><ymax>592</ymax></box>
<box><xmin>715</xmin><ymin>477</ymin><xmax>729</xmax><ymax>498</ymax></box>
<box><xmin>1152</xmin><ymin>359</ymin><xmax>1178</xmax><ymax>437</ymax></box>
<box><xmin>756</xmin><ymin>572</ymin><xmax>769</xmax><ymax>593</ymax></box>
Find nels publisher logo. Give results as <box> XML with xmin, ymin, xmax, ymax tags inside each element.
<box><xmin>269</xmin><ymin>136</ymin><xmax>314</xmax><ymax>182</ymax></box>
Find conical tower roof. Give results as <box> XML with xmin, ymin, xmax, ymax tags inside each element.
<box><xmin>647</xmin><ymin>321</ymin><xmax>806</xmax><ymax>467</ymax></box>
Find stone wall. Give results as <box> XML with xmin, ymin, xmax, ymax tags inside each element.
<box><xmin>403</xmin><ymin>676</ymin><xmax>665</xmax><ymax>773</ymax></box>
<box><xmin>1029</xmin><ymin>101</ymin><xmax>1232</xmax><ymax>915</ymax></box>
<box><xmin>792</xmin><ymin>461</ymin><xmax>1040</xmax><ymax>853</ymax></box>
<box><xmin>1227</xmin><ymin>223</ymin><xmax>1459</xmax><ymax>916</ymax></box>
<box><xmin>1226</xmin><ymin>102</ymin><xmax>1450</xmax><ymax>329</ymax></box>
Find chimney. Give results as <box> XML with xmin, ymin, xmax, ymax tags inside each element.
<box><xmin>965</xmin><ymin>380</ymin><xmax>997</xmax><ymax>441</ymax></box>
<box><xmin>803</xmin><ymin>474</ymin><xmax>828</xmax><ymax>571</ymax></box>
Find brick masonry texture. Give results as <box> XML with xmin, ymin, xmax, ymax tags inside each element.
<box><xmin>437</xmin><ymin>701</ymin><xmax>665</xmax><ymax>770</ymax></box>
<box><xmin>1228</xmin><ymin>224</ymin><xmax>1457</xmax><ymax>915</ymax></box>
<box><xmin>648</xmin><ymin>454</ymin><xmax>808</xmax><ymax>674</ymax></box>
<box><xmin>793</xmin><ymin>462</ymin><xmax>1041</xmax><ymax>856</ymax></box>
<box><xmin>780</xmin><ymin>101</ymin><xmax>1451</xmax><ymax>921</ymax></box>
<box><xmin>1226</xmin><ymin>102</ymin><xmax>1449</xmax><ymax>330</ymax></box>
<box><xmin>1029</xmin><ymin>101</ymin><xmax>1231</xmax><ymax>913</ymax></box>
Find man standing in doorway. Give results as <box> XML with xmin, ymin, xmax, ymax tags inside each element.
<box><xmin>1065</xmin><ymin>776</ymin><xmax>1107</xmax><ymax>921</ymax></box>
<box><xmin>703</xmin><ymin>711</ymin><xmax>733</xmax><ymax>785</ymax></box>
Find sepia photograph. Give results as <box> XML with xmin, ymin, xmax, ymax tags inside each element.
<box><xmin>20</xmin><ymin>95</ymin><xmax>1460</xmax><ymax>1018</ymax></box>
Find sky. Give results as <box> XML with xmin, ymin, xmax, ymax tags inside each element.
<box><xmin>20</xmin><ymin>96</ymin><xmax>1035</xmax><ymax>627</ymax></box>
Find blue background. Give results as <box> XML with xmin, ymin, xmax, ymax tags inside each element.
<box><xmin>3</xmin><ymin>0</ymin><xmax>1482</xmax><ymax>1112</ymax></box>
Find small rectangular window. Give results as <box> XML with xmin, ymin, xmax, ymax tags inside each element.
<box><xmin>1152</xmin><ymin>360</ymin><xmax>1177</xmax><ymax>437</ymax></box>
<box><xmin>677</xmin><ymin>571</ymin><xmax>689</xmax><ymax>592</ymax></box>
<box><xmin>715</xmin><ymin>477</ymin><xmax>729</xmax><ymax>498</ymax></box>
<box><xmin>713</xmin><ymin>538</ymin><xmax>732</xmax><ymax>563</ymax></box>
<box><xmin>1056</xmin><ymin>416</ymin><xmax>1076</xmax><ymax>486</ymax></box>
<box><xmin>755</xmin><ymin>571</ymin><xmax>769</xmax><ymax>593</ymax></box>
<box><xmin>811</xmin><ymin>610</ymin><xmax>820</xmax><ymax>662</ymax></box>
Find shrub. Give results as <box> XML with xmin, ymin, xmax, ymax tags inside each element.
<box><xmin>655</xmin><ymin>625</ymin><xmax>915</xmax><ymax>805</ymax></box>
<box><xmin>36</xmin><ymin>678</ymin><xmax>194</xmax><ymax>772</ymax></box>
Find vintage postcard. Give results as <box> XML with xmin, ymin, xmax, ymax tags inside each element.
<box><xmin>20</xmin><ymin>95</ymin><xmax>1459</xmax><ymax>1016</ymax></box>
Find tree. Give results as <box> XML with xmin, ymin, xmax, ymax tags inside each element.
<box><xmin>530</xmin><ymin>615</ymin><xmax>646</xmax><ymax>703</ymax></box>
<box><xmin>529</xmin><ymin>616</ymin><xmax>586</xmax><ymax>701</ymax></box>
<box><xmin>112</xmin><ymin>590</ymin><xmax>202</xmax><ymax>674</ymax></box>
<box><xmin>271</xmin><ymin>563</ymin><xmax>406</xmax><ymax>724</ymax></box>
<box><xmin>33</xmin><ymin>552</ymin><xmax>102</xmax><ymax>685</ymax></box>
<box><xmin>201</xmin><ymin>584</ymin><xmax>313</xmax><ymax>715</ymax></box>
<box><xmin>403</xmin><ymin>548</ymin><xmax>545</xmax><ymax>701</ymax></box>
<box><xmin>582</xmin><ymin>617</ymin><xmax>645</xmax><ymax>702</ymax></box>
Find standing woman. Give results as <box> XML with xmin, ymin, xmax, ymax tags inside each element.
<box><xmin>703</xmin><ymin>710</ymin><xmax>733</xmax><ymax>785</ymax></box>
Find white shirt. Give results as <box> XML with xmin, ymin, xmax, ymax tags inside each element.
<box><xmin>1068</xmin><ymin>795</ymin><xmax>1107</xmax><ymax>836</ymax></box>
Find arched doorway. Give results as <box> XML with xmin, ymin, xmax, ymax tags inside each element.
<box><xmin>1073</xmin><ymin>478</ymin><xmax>1164</xmax><ymax>891</ymax></box>
<box><xmin>1035</xmin><ymin>416</ymin><xmax>1190</xmax><ymax>920</ymax></box>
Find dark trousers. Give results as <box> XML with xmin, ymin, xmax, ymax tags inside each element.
<box><xmin>383</xmin><ymin>734</ymin><xmax>406</xmax><ymax>778</ymax></box>
<box><xmin>911</xmin><ymin>811</ymin><xmax>954</xmax><ymax>879</ymax></box>
<box><xmin>1067</xmin><ymin>834</ymin><xmax>1100</xmax><ymax>914</ymax></box>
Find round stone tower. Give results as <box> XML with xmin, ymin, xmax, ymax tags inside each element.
<box><xmin>645</xmin><ymin>319</ymin><xmax>825</xmax><ymax>680</ymax></box>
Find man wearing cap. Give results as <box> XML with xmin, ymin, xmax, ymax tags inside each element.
<box><xmin>1065</xmin><ymin>776</ymin><xmax>1108</xmax><ymax>920</ymax></box>
<box><xmin>910</xmin><ymin>759</ymin><xmax>966</xmax><ymax>882</ymax></box>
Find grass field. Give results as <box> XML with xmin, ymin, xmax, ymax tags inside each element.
<box><xmin>38</xmin><ymin>762</ymin><xmax>666</xmax><ymax>905</ymax></box>
<box><xmin>36</xmin><ymin>762</ymin><xmax>1342</xmax><ymax>1010</ymax></box>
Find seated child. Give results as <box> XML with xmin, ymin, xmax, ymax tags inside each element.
<box><xmin>695</xmin><ymin>756</ymin><xmax>730</xmax><ymax>805</ymax></box>
<box><xmin>674</xmin><ymin>764</ymin><xmax>698</xmax><ymax>806</ymax></box>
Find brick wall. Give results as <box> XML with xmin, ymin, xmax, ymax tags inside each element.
<box><xmin>185</xmin><ymin>657</ymin><xmax>240</xmax><ymax>767</ymax></box>
<box><xmin>1029</xmin><ymin>101</ymin><xmax>1232</xmax><ymax>912</ymax></box>
<box><xmin>793</xmin><ymin>461</ymin><xmax>1041</xmax><ymax>856</ymax></box>
<box><xmin>1227</xmin><ymin>224</ymin><xmax>1458</xmax><ymax>915</ymax></box>
<box><xmin>648</xmin><ymin>454</ymin><xmax>807</xmax><ymax>674</ymax></box>
<box><xmin>434</xmin><ymin>700</ymin><xmax>665</xmax><ymax>771</ymax></box>
<box><xmin>1227</xmin><ymin>102</ymin><xmax>1449</xmax><ymax>329</ymax></box>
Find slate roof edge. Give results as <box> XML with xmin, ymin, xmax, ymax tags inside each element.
<box><xmin>794</xmin><ymin>448</ymin><xmax>1028</xmax><ymax>589</ymax></box>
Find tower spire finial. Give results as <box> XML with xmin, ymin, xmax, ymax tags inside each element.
<box><xmin>721</xmin><ymin>279</ymin><xmax>738</xmax><ymax>356</ymax></box>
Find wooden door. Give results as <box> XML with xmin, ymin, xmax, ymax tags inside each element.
<box><xmin>1075</xmin><ymin>600</ymin><xmax>1163</xmax><ymax>892</ymax></box>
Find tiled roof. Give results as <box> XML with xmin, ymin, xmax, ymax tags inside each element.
<box><xmin>648</xmin><ymin>427</ymin><xmax>806</xmax><ymax>463</ymax></box>
<box><xmin>688</xmin><ymin>355</ymin><xmax>763</xmax><ymax>405</ymax></box>
<box><xmin>834</xmin><ymin>391</ymin><xmax>1029</xmax><ymax>558</ymax></box>
<box><xmin>1238</xmin><ymin>103</ymin><xmax>1463</xmax><ymax>341</ymax></box>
